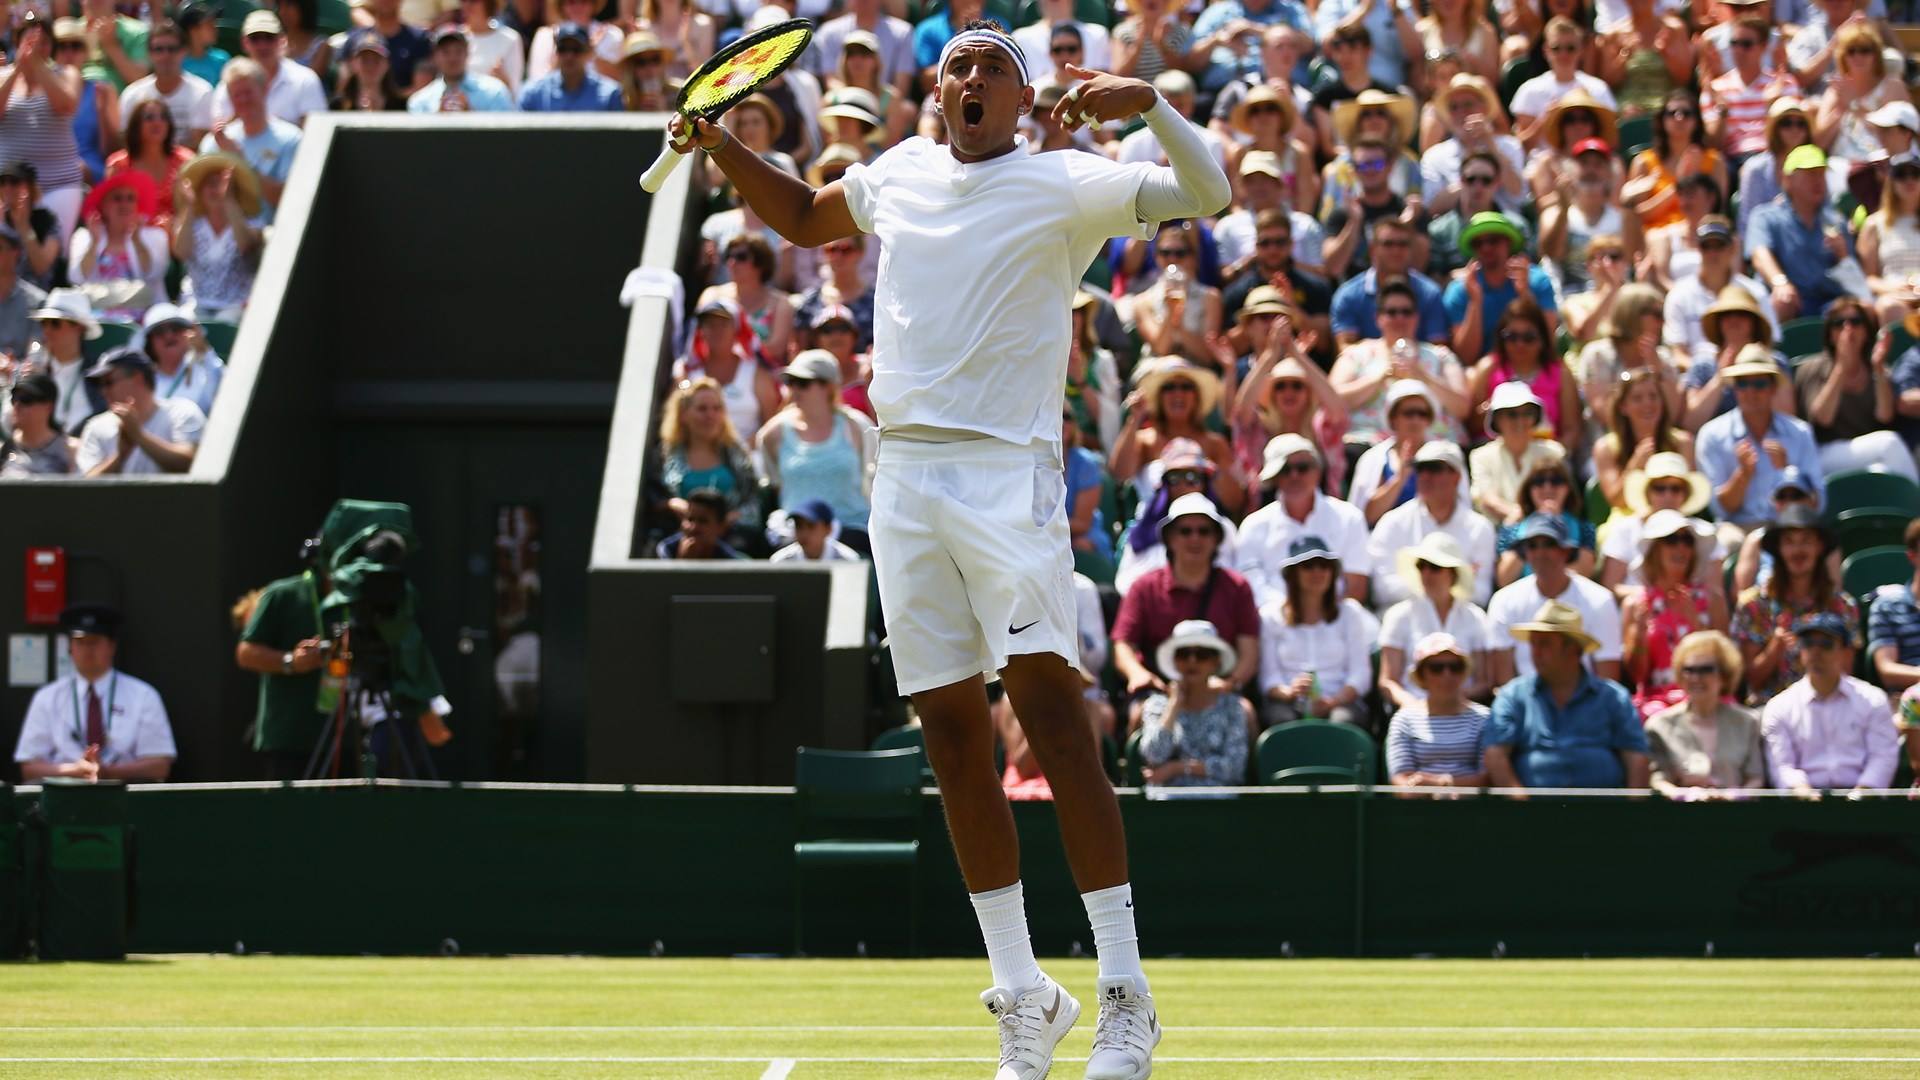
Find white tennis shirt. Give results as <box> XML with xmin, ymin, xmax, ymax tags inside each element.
<box><xmin>839</xmin><ymin>135</ymin><xmax>1156</xmax><ymax>446</ymax></box>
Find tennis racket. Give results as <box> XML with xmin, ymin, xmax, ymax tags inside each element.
<box><xmin>639</xmin><ymin>18</ymin><xmax>815</xmax><ymax>193</ymax></box>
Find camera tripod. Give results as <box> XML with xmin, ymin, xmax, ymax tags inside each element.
<box><xmin>302</xmin><ymin>637</ymin><xmax>438</xmax><ymax>782</ymax></box>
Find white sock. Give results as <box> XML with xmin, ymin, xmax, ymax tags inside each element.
<box><xmin>1082</xmin><ymin>883</ymin><xmax>1146</xmax><ymax>988</ymax></box>
<box><xmin>971</xmin><ymin>881</ymin><xmax>1046</xmax><ymax>993</ymax></box>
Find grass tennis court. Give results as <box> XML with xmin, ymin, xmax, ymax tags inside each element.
<box><xmin>5</xmin><ymin>955</ymin><xmax>1918</xmax><ymax>1078</ymax></box>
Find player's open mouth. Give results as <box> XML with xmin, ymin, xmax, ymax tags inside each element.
<box><xmin>961</xmin><ymin>99</ymin><xmax>985</xmax><ymax>127</ymax></box>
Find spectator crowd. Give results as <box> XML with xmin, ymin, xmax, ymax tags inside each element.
<box><xmin>648</xmin><ymin>0</ymin><xmax>1920</xmax><ymax>798</ymax></box>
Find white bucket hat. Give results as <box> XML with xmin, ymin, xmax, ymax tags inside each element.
<box><xmin>1395</xmin><ymin>530</ymin><xmax>1473</xmax><ymax>603</ymax></box>
<box><xmin>1159</xmin><ymin>491</ymin><xmax>1230</xmax><ymax>551</ymax></box>
<box><xmin>28</xmin><ymin>287</ymin><xmax>102</xmax><ymax>339</ymax></box>
<box><xmin>1483</xmin><ymin>380</ymin><xmax>1546</xmax><ymax>441</ymax></box>
<box><xmin>1635</xmin><ymin>508</ymin><xmax>1716</xmax><ymax>575</ymax></box>
<box><xmin>1155</xmin><ymin>618</ymin><xmax>1237</xmax><ymax>678</ymax></box>
<box><xmin>1258</xmin><ymin>431</ymin><xmax>1321</xmax><ymax>482</ymax></box>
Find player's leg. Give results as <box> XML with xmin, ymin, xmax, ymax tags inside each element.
<box><xmin>869</xmin><ymin>443</ymin><xmax>1079</xmax><ymax>1080</ymax></box>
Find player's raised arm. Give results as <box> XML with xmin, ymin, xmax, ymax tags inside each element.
<box><xmin>669</xmin><ymin>113</ymin><xmax>859</xmax><ymax>249</ymax></box>
<box><xmin>1054</xmin><ymin>62</ymin><xmax>1231</xmax><ymax>221</ymax></box>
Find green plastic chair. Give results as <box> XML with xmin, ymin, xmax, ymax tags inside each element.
<box><xmin>199</xmin><ymin>320</ymin><xmax>240</xmax><ymax>360</ymax></box>
<box><xmin>1617</xmin><ymin>114</ymin><xmax>1653</xmax><ymax>161</ymax></box>
<box><xmin>83</xmin><ymin>320</ymin><xmax>138</xmax><ymax>363</ymax></box>
<box><xmin>1842</xmin><ymin>545</ymin><xmax>1911</xmax><ymax>602</ymax></box>
<box><xmin>793</xmin><ymin>746</ymin><xmax>924</xmax><ymax>956</ymax></box>
<box><xmin>1584</xmin><ymin>478</ymin><xmax>1610</xmax><ymax>527</ymax></box>
<box><xmin>1254</xmin><ymin>721</ymin><xmax>1377</xmax><ymax>787</ymax></box>
<box><xmin>870</xmin><ymin>724</ymin><xmax>935</xmax><ymax>783</ymax></box>
<box><xmin>1120</xmin><ymin>727</ymin><xmax>1145</xmax><ymax>787</ymax></box>
<box><xmin>1835</xmin><ymin>506</ymin><xmax>1913</xmax><ymax>556</ymax></box>
<box><xmin>1778</xmin><ymin>316</ymin><xmax>1827</xmax><ymax>361</ymax></box>
<box><xmin>1823</xmin><ymin>469</ymin><xmax>1920</xmax><ymax>524</ymax></box>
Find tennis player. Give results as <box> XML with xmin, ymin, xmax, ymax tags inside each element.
<box><xmin>672</xmin><ymin>23</ymin><xmax>1227</xmax><ymax>1079</ymax></box>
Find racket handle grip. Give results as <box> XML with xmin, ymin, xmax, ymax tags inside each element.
<box><xmin>640</xmin><ymin>141</ymin><xmax>689</xmax><ymax>193</ymax></box>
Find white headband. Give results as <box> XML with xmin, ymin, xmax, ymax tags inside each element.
<box><xmin>937</xmin><ymin>27</ymin><xmax>1029</xmax><ymax>86</ymax></box>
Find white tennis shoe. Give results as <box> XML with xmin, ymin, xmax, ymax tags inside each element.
<box><xmin>1084</xmin><ymin>975</ymin><xmax>1160</xmax><ymax>1080</ymax></box>
<box><xmin>982</xmin><ymin>976</ymin><xmax>1081</xmax><ymax>1080</ymax></box>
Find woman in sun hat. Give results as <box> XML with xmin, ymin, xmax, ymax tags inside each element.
<box><xmin>1597</xmin><ymin>450</ymin><xmax>1721</xmax><ymax>595</ymax></box>
<box><xmin>69</xmin><ymin>169</ymin><xmax>167</xmax><ymax>320</ymax></box>
<box><xmin>1256</xmin><ymin>535</ymin><xmax>1380</xmax><ymax>729</ymax></box>
<box><xmin>1323</xmin><ymin>89</ymin><xmax>1420</xmax><ymax>213</ymax></box>
<box><xmin>1470</xmin><ymin>380</ymin><xmax>1565</xmax><ymax>524</ymax></box>
<box><xmin>172</xmin><ymin>152</ymin><xmax>263</xmax><ymax>321</ymax></box>
<box><xmin>1228</xmin><ymin>286</ymin><xmax>1348</xmax><ymax>499</ymax></box>
<box><xmin>1735</xmin><ymin>97</ymin><xmax>1814</xmax><ymax>239</ymax></box>
<box><xmin>1110</xmin><ymin>354</ymin><xmax>1242</xmax><ymax>512</ymax></box>
<box><xmin>1384</xmin><ymin>631</ymin><xmax>1491</xmax><ymax>792</ymax></box>
<box><xmin>1378</xmin><ymin>532</ymin><xmax>1493</xmax><ymax>710</ymax></box>
<box><xmin>1622</xmin><ymin>509</ymin><xmax>1728</xmax><ymax>719</ymax></box>
<box><xmin>1229</xmin><ymin>82</ymin><xmax>1315</xmax><ymax>214</ymax></box>
<box><xmin>1138</xmin><ymin>619</ymin><xmax>1255</xmax><ymax>789</ymax></box>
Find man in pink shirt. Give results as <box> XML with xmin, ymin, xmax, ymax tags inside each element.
<box><xmin>1762</xmin><ymin>612</ymin><xmax>1900</xmax><ymax>797</ymax></box>
<box><xmin>1704</xmin><ymin>13</ymin><xmax>1801</xmax><ymax>168</ymax></box>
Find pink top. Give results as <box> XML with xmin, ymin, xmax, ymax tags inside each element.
<box><xmin>1484</xmin><ymin>355</ymin><xmax>1564</xmax><ymax>441</ymax></box>
<box><xmin>1634</xmin><ymin>582</ymin><xmax>1715</xmax><ymax>721</ymax></box>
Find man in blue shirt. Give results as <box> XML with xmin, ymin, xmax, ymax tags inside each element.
<box><xmin>1189</xmin><ymin>0</ymin><xmax>1311</xmax><ymax>93</ymax></box>
<box><xmin>1328</xmin><ymin>218</ymin><xmax>1449</xmax><ymax>347</ymax></box>
<box><xmin>409</xmin><ymin>28</ymin><xmax>516</xmax><ymax>113</ymax></box>
<box><xmin>1696</xmin><ymin>347</ymin><xmax>1824</xmax><ymax>534</ymax></box>
<box><xmin>1484</xmin><ymin>599</ymin><xmax>1648</xmax><ymax>790</ymax></box>
<box><xmin>1441</xmin><ymin>211</ymin><xmax>1557</xmax><ymax>362</ymax></box>
<box><xmin>200</xmin><ymin>58</ymin><xmax>299</xmax><ymax>225</ymax></box>
<box><xmin>1748</xmin><ymin>144</ymin><xmax>1851</xmax><ymax>320</ymax></box>
<box><xmin>518</xmin><ymin>23</ymin><xmax>624</xmax><ymax>112</ymax></box>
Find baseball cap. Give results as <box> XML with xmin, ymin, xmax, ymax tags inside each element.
<box><xmin>1412</xmin><ymin>439</ymin><xmax>1466</xmax><ymax>474</ymax></box>
<box><xmin>1515</xmin><ymin>511</ymin><xmax>1574</xmax><ymax>548</ymax></box>
<box><xmin>1791</xmin><ymin>611</ymin><xmax>1851</xmax><ymax>644</ymax></box>
<box><xmin>1867</xmin><ymin>100</ymin><xmax>1920</xmax><ymax>134</ymax></box>
<box><xmin>1385</xmin><ymin>378</ymin><xmax>1438</xmax><ymax>414</ymax></box>
<box><xmin>789</xmin><ymin>499</ymin><xmax>835</xmax><ymax>526</ymax></box>
<box><xmin>84</xmin><ymin>345</ymin><xmax>155</xmax><ymax>381</ymax></box>
<box><xmin>1783</xmin><ymin>144</ymin><xmax>1828</xmax><ymax>174</ymax></box>
<box><xmin>9</xmin><ymin>371</ymin><xmax>56</xmax><ymax>404</ymax></box>
<box><xmin>241</xmin><ymin>9</ymin><xmax>283</xmax><ymax>36</ymax></box>
<box><xmin>553</xmin><ymin>21</ymin><xmax>590</xmax><ymax>46</ymax></box>
<box><xmin>782</xmin><ymin>349</ymin><xmax>841</xmax><ymax>383</ymax></box>
<box><xmin>142</xmin><ymin>302</ymin><xmax>194</xmax><ymax>334</ymax></box>
<box><xmin>1774</xmin><ymin>466</ymin><xmax>1814</xmax><ymax>498</ymax></box>
<box><xmin>1259</xmin><ymin>432</ymin><xmax>1321</xmax><ymax>481</ymax></box>
<box><xmin>1569</xmin><ymin>137</ymin><xmax>1611</xmax><ymax>158</ymax></box>
<box><xmin>431</xmin><ymin>24</ymin><xmax>468</xmax><ymax>46</ymax></box>
<box><xmin>1279</xmin><ymin>534</ymin><xmax>1337</xmax><ymax>569</ymax></box>
<box><xmin>695</xmin><ymin>296</ymin><xmax>739</xmax><ymax>321</ymax></box>
<box><xmin>810</xmin><ymin>304</ymin><xmax>857</xmax><ymax>331</ymax></box>
<box><xmin>1696</xmin><ymin>215</ymin><xmax>1733</xmax><ymax>243</ymax></box>
<box><xmin>1239</xmin><ymin>150</ymin><xmax>1285</xmax><ymax>179</ymax></box>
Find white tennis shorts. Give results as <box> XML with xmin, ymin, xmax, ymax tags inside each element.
<box><xmin>870</xmin><ymin>435</ymin><xmax>1083</xmax><ymax>696</ymax></box>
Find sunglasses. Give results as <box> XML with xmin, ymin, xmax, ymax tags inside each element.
<box><xmin>1733</xmin><ymin>377</ymin><xmax>1775</xmax><ymax>391</ymax></box>
<box><xmin>784</xmin><ymin>376</ymin><xmax>818</xmax><ymax>387</ymax></box>
<box><xmin>1274</xmin><ymin>380</ymin><xmax>1308</xmax><ymax>393</ymax></box>
<box><xmin>1592</xmin><ymin>249</ymin><xmax>1626</xmax><ymax>261</ymax></box>
<box><xmin>1663</xmin><ymin>108</ymin><xmax>1697</xmax><ymax>120</ymax></box>
<box><xmin>1521</xmin><ymin>538</ymin><xmax>1565</xmax><ymax>553</ymax></box>
<box><xmin>1416</xmin><ymin>561</ymin><xmax>1452</xmax><ymax>574</ymax></box>
<box><xmin>1656</xmin><ymin>531</ymin><xmax>1697</xmax><ymax>547</ymax></box>
<box><xmin>1169</xmin><ymin>524</ymin><xmax>1218</xmax><ymax>538</ymax></box>
<box><xmin>1277</xmin><ymin>460</ymin><xmax>1318</xmax><ymax>476</ymax></box>
<box><xmin>1560</xmin><ymin>110</ymin><xmax>1594</xmax><ymax>126</ymax></box>
<box><xmin>1378</xmin><ymin>305</ymin><xmax>1417</xmax><ymax>318</ymax></box>
<box><xmin>1649</xmin><ymin>482</ymin><xmax>1691</xmax><ymax>496</ymax></box>
<box><xmin>1462</xmin><ymin>174</ymin><xmax>1497</xmax><ymax>187</ymax></box>
<box><xmin>724</xmin><ymin>250</ymin><xmax>752</xmax><ymax>262</ymax></box>
<box><xmin>1548</xmin><ymin>43</ymin><xmax>1580</xmax><ymax>54</ymax></box>
<box><xmin>1501</xmin><ymin>330</ymin><xmax>1541</xmax><ymax>344</ymax></box>
<box><xmin>1529</xmin><ymin>474</ymin><xmax>1569</xmax><ymax>487</ymax></box>
<box><xmin>1173</xmin><ymin>647</ymin><xmax>1217</xmax><ymax>662</ymax></box>
<box><xmin>1394</xmin><ymin>408</ymin><xmax>1434</xmax><ymax>422</ymax></box>
<box><xmin>1413</xmin><ymin>461</ymin><xmax>1453</xmax><ymax>474</ymax></box>
<box><xmin>1679</xmin><ymin>664</ymin><xmax>1720</xmax><ymax>677</ymax></box>
<box><xmin>1846</xmin><ymin>44</ymin><xmax>1877</xmax><ymax>56</ymax></box>
<box><xmin>1699</xmin><ymin>238</ymin><xmax>1731</xmax><ymax>252</ymax></box>
<box><xmin>1256</xmin><ymin>236</ymin><xmax>1291</xmax><ymax>248</ymax></box>
<box><xmin>1358</xmin><ymin>109</ymin><xmax>1389</xmax><ymax>122</ymax></box>
<box><xmin>1051</xmin><ymin>43</ymin><xmax>1080</xmax><ymax>54</ymax></box>
<box><xmin>1164</xmin><ymin>468</ymin><xmax>1207</xmax><ymax>485</ymax></box>
<box><xmin>1777</xmin><ymin>116</ymin><xmax>1809</xmax><ymax>129</ymax></box>
<box><xmin>1161</xmin><ymin>382</ymin><xmax>1197</xmax><ymax>394</ymax></box>
<box><xmin>1374</xmin><ymin>237</ymin><xmax>1411</xmax><ymax>249</ymax></box>
<box><xmin>1730</xmin><ymin>38</ymin><xmax>1761</xmax><ymax>49</ymax></box>
<box><xmin>1833</xmin><ymin>314</ymin><xmax>1870</xmax><ymax>329</ymax></box>
<box><xmin>556</xmin><ymin>43</ymin><xmax>589</xmax><ymax>54</ymax></box>
<box><xmin>1245</xmin><ymin>103</ymin><xmax>1282</xmax><ymax>116</ymax></box>
<box><xmin>1354</xmin><ymin>158</ymin><xmax>1388</xmax><ymax>174</ymax></box>
<box><xmin>1800</xmin><ymin>636</ymin><xmax>1840</xmax><ymax>651</ymax></box>
<box><xmin>1419</xmin><ymin>660</ymin><xmax>1466</xmax><ymax>675</ymax></box>
<box><xmin>1895</xmin><ymin>168</ymin><xmax>1920</xmax><ymax>182</ymax></box>
<box><xmin>1158</xmin><ymin>247</ymin><xmax>1193</xmax><ymax>259</ymax></box>
<box><xmin>149</xmin><ymin>43</ymin><xmax>182</xmax><ymax>53</ymax></box>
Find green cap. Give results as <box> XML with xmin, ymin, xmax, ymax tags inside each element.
<box><xmin>1457</xmin><ymin>210</ymin><xmax>1525</xmax><ymax>256</ymax></box>
<box><xmin>1782</xmin><ymin>144</ymin><xmax>1828</xmax><ymax>175</ymax></box>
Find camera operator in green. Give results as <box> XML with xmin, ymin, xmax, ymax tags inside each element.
<box><xmin>236</xmin><ymin>500</ymin><xmax>451</xmax><ymax>780</ymax></box>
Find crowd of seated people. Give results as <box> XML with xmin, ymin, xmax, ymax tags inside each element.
<box><xmin>632</xmin><ymin>0</ymin><xmax>1920</xmax><ymax>794</ymax></box>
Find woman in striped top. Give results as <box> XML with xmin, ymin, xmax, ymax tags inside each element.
<box><xmin>1385</xmin><ymin>632</ymin><xmax>1490</xmax><ymax>793</ymax></box>
<box><xmin>0</xmin><ymin>15</ymin><xmax>85</xmax><ymax>242</ymax></box>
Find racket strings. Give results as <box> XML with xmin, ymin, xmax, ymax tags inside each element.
<box><xmin>680</xmin><ymin>28</ymin><xmax>811</xmax><ymax>116</ymax></box>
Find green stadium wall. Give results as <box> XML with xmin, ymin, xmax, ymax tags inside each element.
<box><xmin>10</xmin><ymin>784</ymin><xmax>1919</xmax><ymax>958</ymax></box>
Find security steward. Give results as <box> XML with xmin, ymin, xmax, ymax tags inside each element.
<box><xmin>13</xmin><ymin>604</ymin><xmax>176</xmax><ymax>783</ymax></box>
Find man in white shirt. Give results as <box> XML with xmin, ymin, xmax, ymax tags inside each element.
<box><xmin>669</xmin><ymin>24</ymin><xmax>1228</xmax><ymax>1079</ymax></box>
<box><xmin>1509</xmin><ymin>17</ymin><xmax>1618</xmax><ymax>144</ymax></box>
<box><xmin>13</xmin><ymin>604</ymin><xmax>176</xmax><ymax>783</ymax></box>
<box><xmin>1368</xmin><ymin>440</ymin><xmax>1495</xmax><ymax>608</ymax></box>
<box><xmin>118</xmin><ymin>18</ymin><xmax>213</xmax><ymax>147</ymax></box>
<box><xmin>1235</xmin><ymin>433</ymin><xmax>1371</xmax><ymax>606</ymax></box>
<box><xmin>209</xmin><ymin>11</ymin><xmax>328</xmax><ymax>127</ymax></box>
<box><xmin>1486</xmin><ymin>512</ymin><xmax>1624</xmax><ymax>685</ymax></box>
<box><xmin>769</xmin><ymin>499</ymin><xmax>863</xmax><ymax>562</ymax></box>
<box><xmin>75</xmin><ymin>348</ymin><xmax>205</xmax><ymax>477</ymax></box>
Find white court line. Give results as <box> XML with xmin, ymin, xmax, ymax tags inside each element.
<box><xmin>759</xmin><ymin>1058</ymin><xmax>796</xmax><ymax>1079</ymax></box>
<box><xmin>11</xmin><ymin>1024</ymin><xmax>1920</xmax><ymax>1035</ymax></box>
<box><xmin>6</xmin><ymin>1057</ymin><xmax>1920</xmax><ymax>1065</ymax></box>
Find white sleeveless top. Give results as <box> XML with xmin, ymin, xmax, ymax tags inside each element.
<box><xmin>715</xmin><ymin>356</ymin><xmax>763</xmax><ymax>442</ymax></box>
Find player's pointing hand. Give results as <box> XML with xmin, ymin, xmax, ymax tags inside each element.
<box><xmin>1053</xmin><ymin>64</ymin><xmax>1158</xmax><ymax>132</ymax></box>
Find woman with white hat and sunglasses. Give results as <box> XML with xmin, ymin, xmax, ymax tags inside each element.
<box><xmin>1256</xmin><ymin>535</ymin><xmax>1379</xmax><ymax>729</ymax></box>
<box><xmin>1378</xmin><ymin>532</ymin><xmax>1492</xmax><ymax>710</ymax></box>
<box><xmin>1138</xmin><ymin>618</ymin><xmax>1255</xmax><ymax>789</ymax></box>
<box><xmin>1597</xmin><ymin>450</ymin><xmax>1720</xmax><ymax>596</ymax></box>
<box><xmin>1384</xmin><ymin>632</ymin><xmax>1490</xmax><ymax>794</ymax></box>
<box><xmin>1621</xmin><ymin>509</ymin><xmax>1729</xmax><ymax>720</ymax></box>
